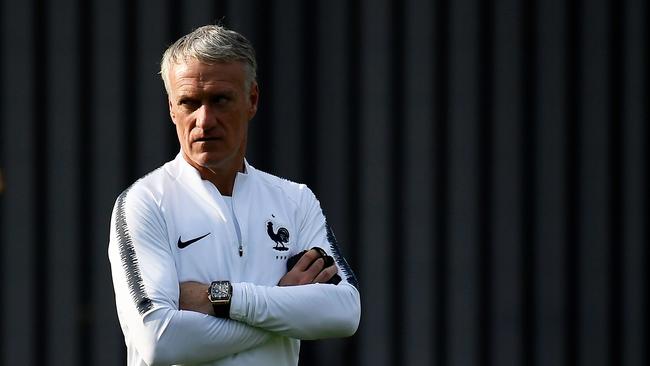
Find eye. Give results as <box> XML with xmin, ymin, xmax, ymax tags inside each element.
<box><xmin>178</xmin><ymin>98</ymin><xmax>200</xmax><ymax>110</ymax></box>
<box><xmin>212</xmin><ymin>95</ymin><xmax>230</xmax><ymax>106</ymax></box>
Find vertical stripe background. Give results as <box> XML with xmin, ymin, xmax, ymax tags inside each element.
<box><xmin>0</xmin><ymin>0</ymin><xmax>647</xmax><ymax>365</ymax></box>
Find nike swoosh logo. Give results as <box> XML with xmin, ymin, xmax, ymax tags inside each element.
<box><xmin>177</xmin><ymin>232</ymin><xmax>211</xmax><ymax>249</ymax></box>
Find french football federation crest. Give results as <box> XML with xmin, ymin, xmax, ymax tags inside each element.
<box><xmin>267</xmin><ymin>215</ymin><xmax>290</xmax><ymax>251</ymax></box>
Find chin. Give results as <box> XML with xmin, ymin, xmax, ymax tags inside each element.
<box><xmin>187</xmin><ymin>148</ymin><xmax>239</xmax><ymax>169</ymax></box>
<box><xmin>196</xmin><ymin>154</ymin><xmax>229</xmax><ymax>169</ymax></box>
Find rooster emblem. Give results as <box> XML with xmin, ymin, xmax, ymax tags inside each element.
<box><xmin>267</xmin><ymin>221</ymin><xmax>290</xmax><ymax>251</ymax></box>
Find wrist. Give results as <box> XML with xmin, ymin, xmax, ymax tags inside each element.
<box><xmin>207</xmin><ymin>280</ymin><xmax>232</xmax><ymax>318</ymax></box>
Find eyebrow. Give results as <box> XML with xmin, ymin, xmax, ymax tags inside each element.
<box><xmin>177</xmin><ymin>89</ymin><xmax>236</xmax><ymax>99</ymax></box>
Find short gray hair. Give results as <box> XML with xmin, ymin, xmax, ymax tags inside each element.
<box><xmin>160</xmin><ymin>25</ymin><xmax>257</xmax><ymax>94</ymax></box>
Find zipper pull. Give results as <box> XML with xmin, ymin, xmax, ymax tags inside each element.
<box><xmin>239</xmin><ymin>243</ymin><xmax>243</xmax><ymax>257</ymax></box>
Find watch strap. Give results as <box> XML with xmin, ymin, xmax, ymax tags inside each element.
<box><xmin>213</xmin><ymin>301</ymin><xmax>231</xmax><ymax>319</ymax></box>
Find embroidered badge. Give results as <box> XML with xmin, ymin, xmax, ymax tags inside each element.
<box><xmin>267</xmin><ymin>214</ymin><xmax>290</xmax><ymax>251</ymax></box>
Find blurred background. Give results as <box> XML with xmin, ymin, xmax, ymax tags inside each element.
<box><xmin>0</xmin><ymin>0</ymin><xmax>647</xmax><ymax>365</ymax></box>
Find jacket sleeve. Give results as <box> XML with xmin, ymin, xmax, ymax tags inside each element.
<box><xmin>108</xmin><ymin>185</ymin><xmax>274</xmax><ymax>365</ymax></box>
<box><xmin>229</xmin><ymin>186</ymin><xmax>361</xmax><ymax>340</ymax></box>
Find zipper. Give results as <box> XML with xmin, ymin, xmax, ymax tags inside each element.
<box><xmin>232</xmin><ymin>197</ymin><xmax>243</xmax><ymax>257</ymax></box>
<box><xmin>231</xmin><ymin>179</ymin><xmax>244</xmax><ymax>257</ymax></box>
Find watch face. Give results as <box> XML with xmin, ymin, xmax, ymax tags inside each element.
<box><xmin>209</xmin><ymin>281</ymin><xmax>231</xmax><ymax>302</ymax></box>
<box><xmin>213</xmin><ymin>286</ymin><xmax>227</xmax><ymax>298</ymax></box>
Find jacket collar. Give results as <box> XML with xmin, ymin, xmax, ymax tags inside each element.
<box><xmin>173</xmin><ymin>152</ymin><xmax>254</xmax><ymax>197</ymax></box>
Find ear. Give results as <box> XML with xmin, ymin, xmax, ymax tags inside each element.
<box><xmin>248</xmin><ymin>82</ymin><xmax>259</xmax><ymax>119</ymax></box>
<box><xmin>168</xmin><ymin>98</ymin><xmax>177</xmax><ymax>124</ymax></box>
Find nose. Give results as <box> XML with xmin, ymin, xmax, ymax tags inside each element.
<box><xmin>195</xmin><ymin>104</ymin><xmax>217</xmax><ymax>129</ymax></box>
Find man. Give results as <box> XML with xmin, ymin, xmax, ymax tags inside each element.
<box><xmin>108</xmin><ymin>25</ymin><xmax>360</xmax><ymax>366</ymax></box>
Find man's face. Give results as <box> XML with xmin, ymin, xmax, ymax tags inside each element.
<box><xmin>168</xmin><ymin>59</ymin><xmax>258</xmax><ymax>171</ymax></box>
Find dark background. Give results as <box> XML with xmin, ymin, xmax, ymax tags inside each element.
<box><xmin>0</xmin><ymin>0</ymin><xmax>647</xmax><ymax>365</ymax></box>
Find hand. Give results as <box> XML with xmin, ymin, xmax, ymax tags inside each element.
<box><xmin>278</xmin><ymin>248</ymin><xmax>339</xmax><ymax>286</ymax></box>
<box><xmin>179</xmin><ymin>281</ymin><xmax>213</xmax><ymax>315</ymax></box>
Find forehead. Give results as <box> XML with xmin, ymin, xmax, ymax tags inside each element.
<box><xmin>169</xmin><ymin>59</ymin><xmax>247</xmax><ymax>95</ymax></box>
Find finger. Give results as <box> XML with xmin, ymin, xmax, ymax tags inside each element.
<box><xmin>322</xmin><ymin>255</ymin><xmax>335</xmax><ymax>268</ymax></box>
<box><xmin>313</xmin><ymin>265</ymin><xmax>338</xmax><ymax>284</ymax></box>
<box><xmin>305</xmin><ymin>257</ymin><xmax>325</xmax><ymax>279</ymax></box>
<box><xmin>286</xmin><ymin>250</ymin><xmax>307</xmax><ymax>271</ymax></box>
<box><xmin>294</xmin><ymin>248</ymin><xmax>322</xmax><ymax>271</ymax></box>
<box><xmin>310</xmin><ymin>246</ymin><xmax>327</xmax><ymax>257</ymax></box>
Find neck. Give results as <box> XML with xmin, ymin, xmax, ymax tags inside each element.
<box><xmin>182</xmin><ymin>153</ymin><xmax>244</xmax><ymax>196</ymax></box>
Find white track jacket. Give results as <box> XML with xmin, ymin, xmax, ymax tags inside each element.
<box><xmin>108</xmin><ymin>154</ymin><xmax>361</xmax><ymax>366</ymax></box>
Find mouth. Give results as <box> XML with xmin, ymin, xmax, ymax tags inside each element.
<box><xmin>194</xmin><ymin>136</ymin><xmax>220</xmax><ymax>143</ymax></box>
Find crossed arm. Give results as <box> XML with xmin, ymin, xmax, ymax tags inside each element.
<box><xmin>179</xmin><ymin>248</ymin><xmax>359</xmax><ymax>342</ymax></box>
<box><xmin>180</xmin><ymin>248</ymin><xmax>341</xmax><ymax>315</ymax></box>
<box><xmin>111</xmin><ymin>246</ymin><xmax>359</xmax><ymax>365</ymax></box>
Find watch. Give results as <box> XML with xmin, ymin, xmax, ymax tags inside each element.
<box><xmin>207</xmin><ymin>280</ymin><xmax>232</xmax><ymax>318</ymax></box>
